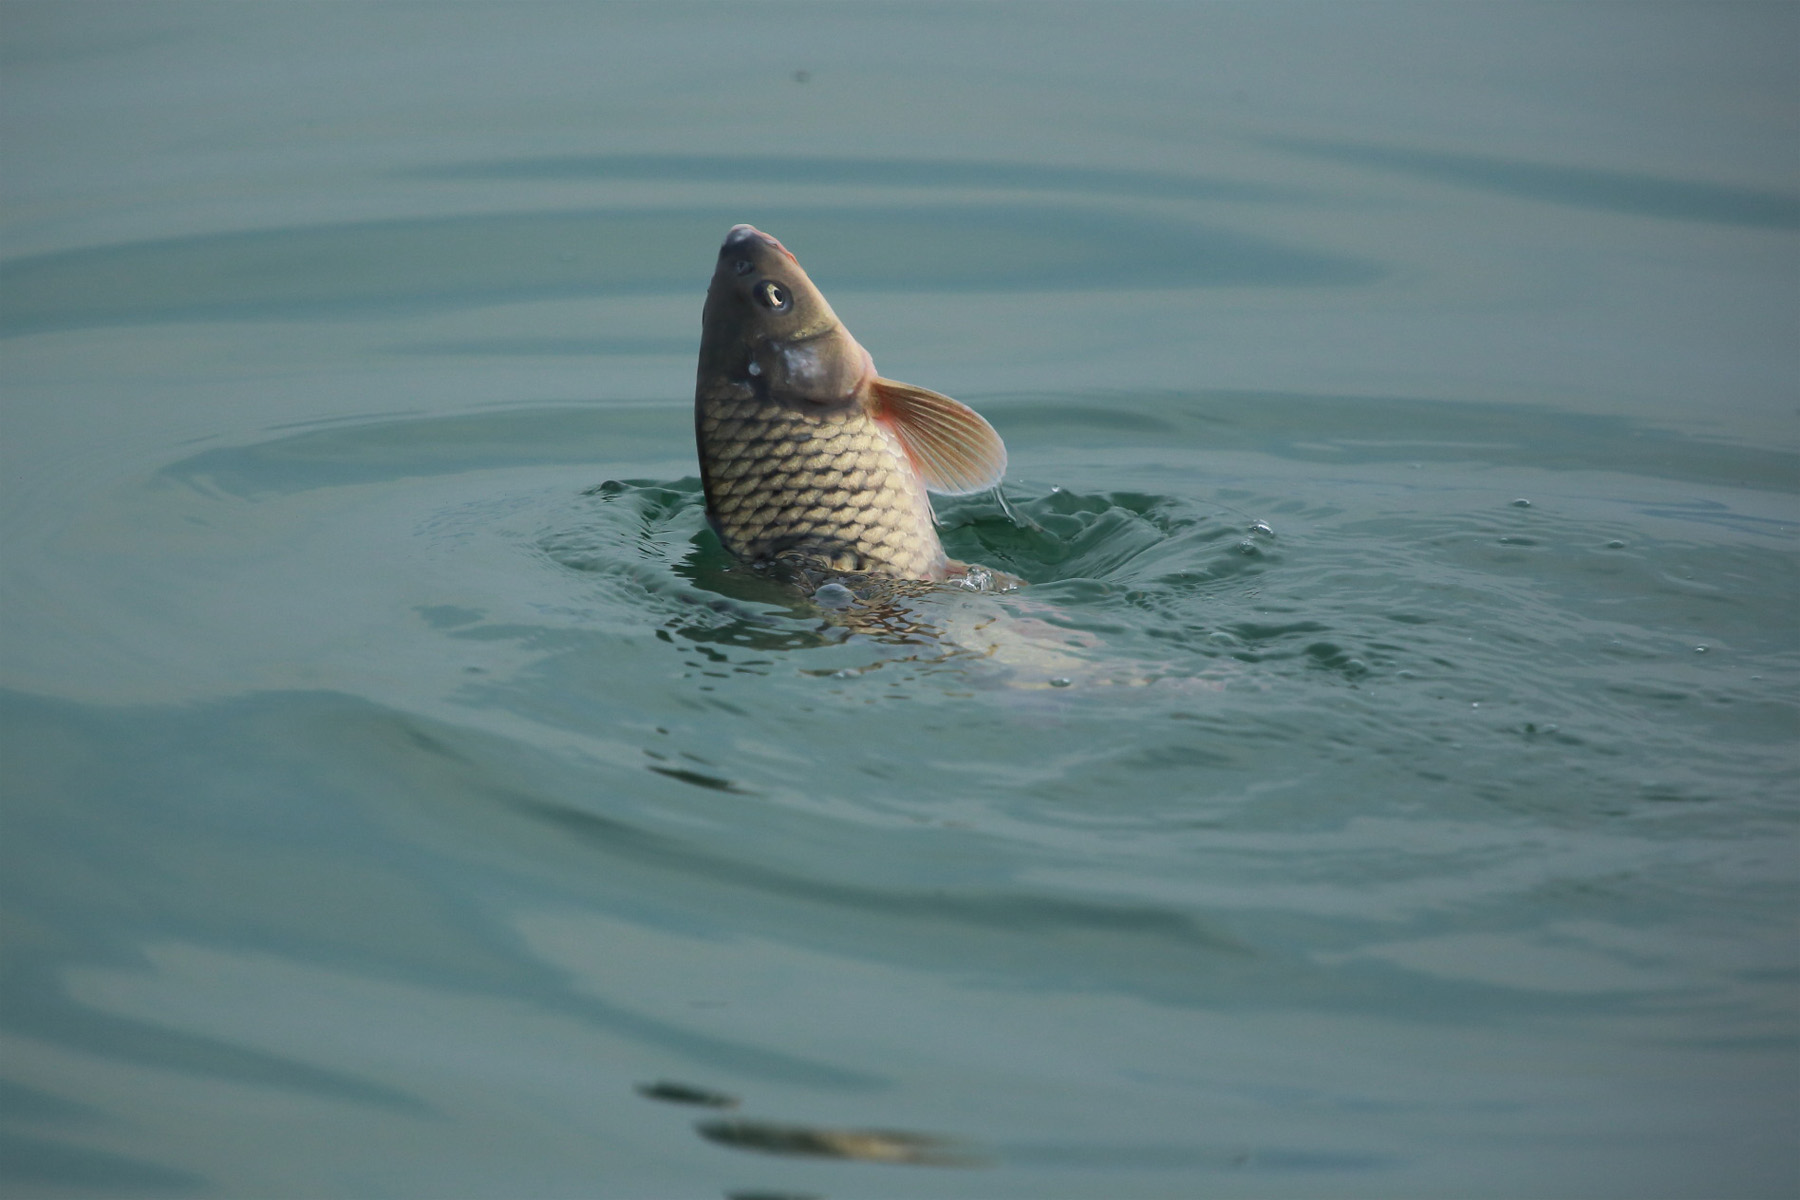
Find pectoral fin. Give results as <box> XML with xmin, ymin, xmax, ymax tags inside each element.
<box><xmin>868</xmin><ymin>377</ymin><xmax>1008</xmax><ymax>495</ymax></box>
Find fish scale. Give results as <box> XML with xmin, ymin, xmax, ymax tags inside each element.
<box><xmin>698</xmin><ymin>391</ymin><xmax>945</xmax><ymax>578</ymax></box>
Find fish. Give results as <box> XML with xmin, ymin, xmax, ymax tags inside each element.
<box><xmin>694</xmin><ymin>224</ymin><xmax>1013</xmax><ymax>585</ymax></box>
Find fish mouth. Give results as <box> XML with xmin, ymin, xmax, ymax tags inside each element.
<box><xmin>723</xmin><ymin>223</ymin><xmax>799</xmax><ymax>264</ymax></box>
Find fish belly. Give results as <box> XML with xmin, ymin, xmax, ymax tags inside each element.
<box><xmin>699</xmin><ymin>396</ymin><xmax>947</xmax><ymax>579</ymax></box>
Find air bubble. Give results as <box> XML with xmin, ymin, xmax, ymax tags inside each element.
<box><xmin>1248</xmin><ymin>520</ymin><xmax>1275</xmax><ymax>537</ymax></box>
<box><xmin>1511</xmin><ymin>498</ymin><xmax>1531</xmax><ymax>507</ymax></box>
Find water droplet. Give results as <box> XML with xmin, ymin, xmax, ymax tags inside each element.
<box><xmin>813</xmin><ymin>583</ymin><xmax>856</xmax><ymax>609</ymax></box>
<box><xmin>1049</xmin><ymin>677</ymin><xmax>1072</xmax><ymax>688</ymax></box>
<box><xmin>1511</xmin><ymin>498</ymin><xmax>1531</xmax><ymax>507</ymax></box>
<box><xmin>1694</xmin><ymin>645</ymin><xmax>1707</xmax><ymax>653</ymax></box>
<box><xmin>1237</xmin><ymin>540</ymin><xmax>1260</xmax><ymax>556</ymax></box>
<box><xmin>1606</xmin><ymin>540</ymin><xmax>1626</xmax><ymax>549</ymax></box>
<box><xmin>1248</xmin><ymin>520</ymin><xmax>1275</xmax><ymax>537</ymax></box>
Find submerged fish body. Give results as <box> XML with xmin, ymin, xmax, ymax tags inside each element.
<box><xmin>805</xmin><ymin>578</ymin><xmax>1235</xmax><ymax>694</ymax></box>
<box><xmin>694</xmin><ymin>224</ymin><xmax>1010</xmax><ymax>583</ymax></box>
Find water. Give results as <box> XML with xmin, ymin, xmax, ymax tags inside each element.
<box><xmin>3</xmin><ymin>5</ymin><xmax>1797</xmax><ymax>1197</ymax></box>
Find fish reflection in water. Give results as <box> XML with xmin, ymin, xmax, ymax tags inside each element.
<box><xmin>697</xmin><ymin>1117</ymin><xmax>989</xmax><ymax>1168</ymax></box>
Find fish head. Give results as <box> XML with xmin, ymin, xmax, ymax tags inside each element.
<box><xmin>698</xmin><ymin>225</ymin><xmax>873</xmax><ymax>405</ymax></box>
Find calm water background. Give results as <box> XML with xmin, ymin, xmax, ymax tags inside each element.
<box><xmin>3</xmin><ymin>4</ymin><xmax>1797</xmax><ymax>1197</ymax></box>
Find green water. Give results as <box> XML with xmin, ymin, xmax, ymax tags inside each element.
<box><xmin>2</xmin><ymin>4</ymin><xmax>1797</xmax><ymax>1198</ymax></box>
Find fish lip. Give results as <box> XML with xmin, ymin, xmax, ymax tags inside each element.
<box><xmin>722</xmin><ymin>223</ymin><xmax>798</xmax><ymax>263</ymax></box>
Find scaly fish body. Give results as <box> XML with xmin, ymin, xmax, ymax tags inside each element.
<box><xmin>694</xmin><ymin>225</ymin><xmax>1009</xmax><ymax>582</ymax></box>
<box><xmin>699</xmin><ymin>393</ymin><xmax>944</xmax><ymax>578</ymax></box>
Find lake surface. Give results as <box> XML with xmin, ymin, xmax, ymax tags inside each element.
<box><xmin>2</xmin><ymin>4</ymin><xmax>1797</xmax><ymax>1197</ymax></box>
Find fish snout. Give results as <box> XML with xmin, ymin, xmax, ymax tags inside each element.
<box><xmin>721</xmin><ymin>224</ymin><xmax>798</xmax><ymax>263</ymax></box>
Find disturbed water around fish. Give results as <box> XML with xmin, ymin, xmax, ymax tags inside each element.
<box><xmin>3</xmin><ymin>6</ymin><xmax>1797</xmax><ymax>1198</ymax></box>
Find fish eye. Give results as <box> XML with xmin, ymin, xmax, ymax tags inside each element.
<box><xmin>755</xmin><ymin>281</ymin><xmax>792</xmax><ymax>312</ymax></box>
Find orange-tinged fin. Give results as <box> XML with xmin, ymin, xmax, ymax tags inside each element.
<box><xmin>869</xmin><ymin>377</ymin><xmax>1007</xmax><ymax>495</ymax></box>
